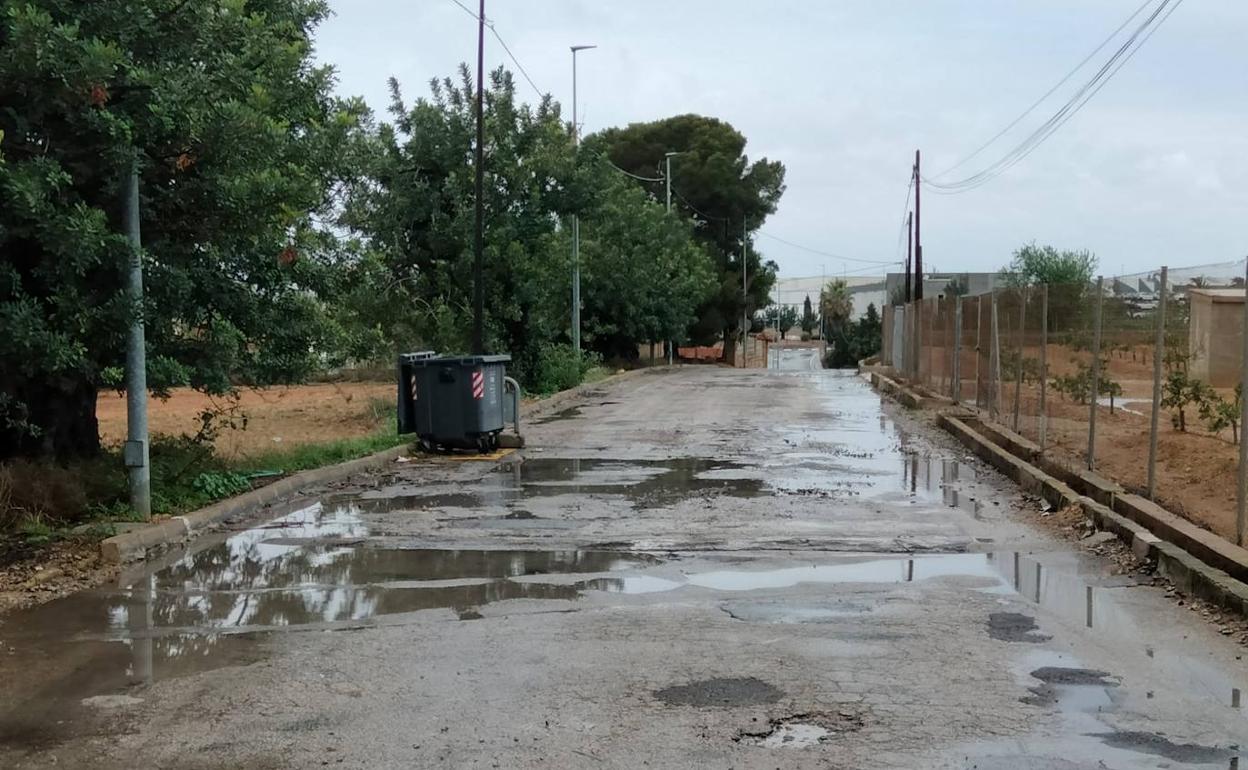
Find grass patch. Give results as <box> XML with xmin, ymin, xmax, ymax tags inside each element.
<box><xmin>1</xmin><ymin>413</ymin><xmax>407</xmax><ymax>551</ymax></box>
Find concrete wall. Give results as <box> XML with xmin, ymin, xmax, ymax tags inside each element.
<box><xmin>1188</xmin><ymin>289</ymin><xmax>1245</xmax><ymax>387</ymax></box>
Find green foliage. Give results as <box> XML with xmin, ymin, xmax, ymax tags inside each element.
<box><xmin>1001</xmin><ymin>350</ymin><xmax>1045</xmax><ymax>385</ymax></box>
<box><xmin>1161</xmin><ymin>370</ymin><xmax>1214</xmax><ymax>432</ymax></box>
<box><xmin>1050</xmin><ymin>359</ymin><xmax>1121</xmax><ymax>410</ymax></box>
<box><xmin>777</xmin><ymin>306</ymin><xmax>799</xmax><ymax>339</ymax></box>
<box><xmin>337</xmin><ymin>70</ymin><xmax>715</xmax><ymax>387</ymax></box>
<box><xmin>1006</xmin><ymin>244</ymin><xmax>1098</xmax><ymax>287</ymax></box>
<box><xmin>0</xmin><ymin>0</ymin><xmax>366</xmax><ymax>459</ymax></box>
<box><xmin>528</xmin><ymin>344</ymin><xmax>600</xmax><ymax>396</ymax></box>
<box><xmin>825</xmin><ymin>303</ymin><xmax>882</xmax><ymax>368</ymax></box>
<box><xmin>1198</xmin><ymin>384</ymin><xmax>1242</xmax><ymax>444</ymax></box>
<box><xmin>821</xmin><ymin>279</ymin><xmax>854</xmax><ymax>335</ymax></box>
<box><xmin>588</xmin><ymin>114</ymin><xmax>786</xmax><ymax>350</ymax></box>
<box><xmin>191</xmin><ymin>471</ymin><xmax>251</xmax><ymax>500</ymax></box>
<box><xmin>801</xmin><ymin>295</ymin><xmax>816</xmax><ymax>334</ymax></box>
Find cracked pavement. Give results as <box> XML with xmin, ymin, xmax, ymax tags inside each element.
<box><xmin>1</xmin><ymin>358</ymin><xmax>1245</xmax><ymax>768</ymax></box>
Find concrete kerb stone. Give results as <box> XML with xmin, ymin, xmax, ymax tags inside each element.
<box><xmin>100</xmin><ymin>367</ymin><xmax>661</xmax><ymax>565</ymax></box>
<box><xmin>925</xmin><ymin>414</ymin><xmax>1248</xmax><ymax>621</ymax></box>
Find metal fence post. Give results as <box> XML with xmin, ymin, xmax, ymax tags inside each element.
<box><xmin>953</xmin><ymin>300</ymin><xmax>963</xmax><ymax>403</ymax></box>
<box><xmin>976</xmin><ymin>295</ymin><xmax>983</xmax><ymax>408</ymax></box>
<box><xmin>1087</xmin><ymin>276</ymin><xmax>1105</xmax><ymax>472</ymax></box>
<box><xmin>1039</xmin><ymin>285</ymin><xmax>1049</xmax><ymax>453</ymax></box>
<box><xmin>1238</xmin><ymin>257</ymin><xmax>1248</xmax><ymax>546</ymax></box>
<box><xmin>990</xmin><ymin>292</ymin><xmax>1001</xmax><ymax>419</ymax></box>
<box><xmin>1147</xmin><ymin>267</ymin><xmax>1168</xmax><ymax>500</ymax></box>
<box><xmin>1012</xmin><ymin>287</ymin><xmax>1027</xmax><ymax>432</ymax></box>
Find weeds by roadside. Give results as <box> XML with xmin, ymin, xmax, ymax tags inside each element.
<box><xmin>0</xmin><ymin>417</ymin><xmax>406</xmax><ymax>557</ymax></box>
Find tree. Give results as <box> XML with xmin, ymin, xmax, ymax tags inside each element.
<box><xmin>1005</xmin><ymin>244</ymin><xmax>1097</xmax><ymax>332</ymax></box>
<box><xmin>587</xmin><ymin>114</ymin><xmax>786</xmax><ymax>362</ymax></box>
<box><xmin>339</xmin><ymin>67</ymin><xmax>581</xmax><ymax>388</ymax></box>
<box><xmin>1006</xmin><ymin>244</ymin><xmax>1097</xmax><ymax>288</ymax></box>
<box><xmin>820</xmin><ymin>279</ymin><xmax>854</xmax><ymax>338</ymax></box>
<box><xmin>577</xmin><ymin>167</ymin><xmax>716</xmax><ymax>360</ymax></box>
<box><xmin>1</xmin><ymin>0</ymin><xmax>363</xmax><ymax>460</ymax></box>
<box><xmin>944</xmin><ymin>277</ymin><xmax>968</xmax><ymax>297</ymax></box>
<box><xmin>777</xmin><ymin>306</ymin><xmax>798</xmax><ymax>339</ymax></box>
<box><xmin>801</xmin><ymin>295</ymin><xmax>816</xmax><ymax>334</ymax></box>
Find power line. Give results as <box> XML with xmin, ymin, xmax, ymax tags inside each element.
<box><xmin>930</xmin><ymin>0</ymin><xmax>1157</xmax><ymax>180</ymax></box>
<box><xmin>924</xmin><ymin>0</ymin><xmax>1184</xmax><ymax>194</ymax></box>
<box><xmin>489</xmin><ymin>26</ymin><xmax>544</xmax><ymax>99</ymax></box>
<box><xmin>447</xmin><ymin>0</ymin><xmax>545</xmax><ymax>99</ymax></box>
<box><xmin>669</xmin><ymin>186</ymin><xmax>729</xmax><ymax>223</ymax></box>
<box><xmin>758</xmin><ymin>230</ymin><xmax>895</xmax><ymax>265</ymax></box>
<box><xmin>606</xmin><ymin>160</ymin><xmax>665</xmax><ymax>182</ymax></box>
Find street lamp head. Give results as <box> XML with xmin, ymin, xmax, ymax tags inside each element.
<box><xmin>571</xmin><ymin>45</ymin><xmax>597</xmax><ymax>53</ymax></box>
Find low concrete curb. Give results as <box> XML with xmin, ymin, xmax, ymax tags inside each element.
<box><xmin>100</xmin><ymin>366</ymin><xmax>661</xmax><ymax>565</ymax></box>
<box><xmin>933</xmin><ymin>412</ymin><xmax>1248</xmax><ymax>619</ymax></box>
<box><xmin>868</xmin><ymin>371</ymin><xmax>953</xmax><ymax>411</ymax></box>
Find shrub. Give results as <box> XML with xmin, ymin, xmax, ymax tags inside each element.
<box><xmin>530</xmin><ymin>344</ymin><xmax>600</xmax><ymax>395</ymax></box>
<box><xmin>1199</xmin><ymin>384</ymin><xmax>1242</xmax><ymax>443</ymax></box>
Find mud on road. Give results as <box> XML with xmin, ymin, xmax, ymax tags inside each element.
<box><xmin>2</xmin><ymin>359</ymin><xmax>1245</xmax><ymax>768</ymax></box>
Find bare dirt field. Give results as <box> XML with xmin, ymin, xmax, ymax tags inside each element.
<box><xmin>934</xmin><ymin>342</ymin><xmax>1244</xmax><ymax>542</ymax></box>
<box><xmin>97</xmin><ymin>381</ymin><xmax>395</xmax><ymax>459</ymax></box>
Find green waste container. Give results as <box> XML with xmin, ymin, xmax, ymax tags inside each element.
<box><xmin>397</xmin><ymin>353</ymin><xmax>511</xmax><ymax>452</ymax></box>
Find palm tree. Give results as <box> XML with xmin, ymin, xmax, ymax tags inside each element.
<box><xmin>820</xmin><ymin>279</ymin><xmax>853</xmax><ymax>340</ymax></box>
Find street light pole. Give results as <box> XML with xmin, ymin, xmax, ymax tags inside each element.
<box><xmin>471</xmin><ymin>0</ymin><xmax>487</xmax><ymax>354</ymax></box>
<box><xmin>570</xmin><ymin>44</ymin><xmax>596</xmax><ymax>356</ymax></box>
<box><xmin>664</xmin><ymin>151</ymin><xmax>677</xmax><ymax>366</ymax></box>
<box><xmin>123</xmin><ymin>159</ymin><xmax>150</xmax><ymax>519</ymax></box>
<box><xmin>742</xmin><ymin>219</ymin><xmax>749</xmax><ymax>368</ymax></box>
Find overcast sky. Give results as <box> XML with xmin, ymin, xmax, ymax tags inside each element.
<box><xmin>316</xmin><ymin>0</ymin><xmax>1247</xmax><ymax>280</ymax></box>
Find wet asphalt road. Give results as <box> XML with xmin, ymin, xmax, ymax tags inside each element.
<box><xmin>1</xmin><ymin>355</ymin><xmax>1246</xmax><ymax>768</ymax></box>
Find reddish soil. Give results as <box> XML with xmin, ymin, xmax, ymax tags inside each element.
<box><xmin>928</xmin><ymin>341</ymin><xmax>1244</xmax><ymax>543</ymax></box>
<box><xmin>96</xmin><ymin>381</ymin><xmax>395</xmax><ymax>459</ymax></box>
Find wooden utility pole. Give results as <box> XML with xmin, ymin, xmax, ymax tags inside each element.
<box><xmin>913</xmin><ymin>149</ymin><xmax>923</xmax><ymax>301</ymax></box>
<box><xmin>905</xmin><ymin>212</ymin><xmax>913</xmax><ymax>303</ymax></box>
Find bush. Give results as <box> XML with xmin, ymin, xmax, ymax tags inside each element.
<box><xmin>529</xmin><ymin>344</ymin><xmax>600</xmax><ymax>395</ymax></box>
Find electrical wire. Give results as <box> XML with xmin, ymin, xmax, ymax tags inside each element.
<box><xmin>758</xmin><ymin>231</ymin><xmax>896</xmax><ymax>265</ymax></box>
<box><xmin>924</xmin><ymin>0</ymin><xmax>1184</xmax><ymax>194</ymax></box>
<box><xmin>606</xmin><ymin>161</ymin><xmax>665</xmax><ymax>183</ymax></box>
<box><xmin>446</xmin><ymin>0</ymin><xmax>545</xmax><ymax>99</ymax></box>
<box><xmin>930</xmin><ymin>0</ymin><xmax>1157</xmax><ymax>180</ymax></box>
<box><xmin>669</xmin><ymin>186</ymin><xmax>729</xmax><ymax>223</ymax></box>
<box><xmin>489</xmin><ymin>27</ymin><xmax>544</xmax><ymax>99</ymax></box>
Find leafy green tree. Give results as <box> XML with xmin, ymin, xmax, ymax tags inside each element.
<box><xmin>1006</xmin><ymin>244</ymin><xmax>1097</xmax><ymax>287</ymax></box>
<box><xmin>339</xmin><ymin>67</ymin><xmax>581</xmax><ymax>387</ymax></box>
<box><xmin>588</xmin><ymin>114</ymin><xmax>785</xmax><ymax>361</ymax></box>
<box><xmin>0</xmin><ymin>0</ymin><xmax>363</xmax><ymax>459</ymax></box>
<box><xmin>577</xmin><ymin>168</ymin><xmax>716</xmax><ymax>360</ymax></box>
<box><xmin>777</xmin><ymin>306</ymin><xmax>798</xmax><ymax>339</ymax></box>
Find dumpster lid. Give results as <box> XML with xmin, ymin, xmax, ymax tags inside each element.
<box><xmin>399</xmin><ymin>351</ymin><xmax>438</xmax><ymax>362</ymax></box>
<box><xmin>442</xmin><ymin>354</ymin><xmax>512</xmax><ymax>365</ymax></box>
<box><xmin>409</xmin><ymin>354</ymin><xmax>512</xmax><ymax>366</ymax></box>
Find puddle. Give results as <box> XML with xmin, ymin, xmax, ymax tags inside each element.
<box><xmin>532</xmin><ymin>406</ymin><xmax>583</xmax><ymax>424</ymax></box>
<box><xmin>736</xmin><ymin>710</ymin><xmax>865</xmax><ymax>748</ymax></box>
<box><xmin>1089</xmin><ymin>731</ymin><xmax>1237</xmax><ymax>763</ymax></box>
<box><xmin>986</xmin><ymin>612</ymin><xmax>1051</xmax><ymax>643</ymax></box>
<box><xmin>684</xmin><ymin>553</ymin><xmax>1005</xmax><ymax>591</ymax></box>
<box><xmin>340</xmin><ymin>458</ymin><xmax>767</xmax><ymax>513</ymax></box>
<box><xmin>740</xmin><ymin>721</ymin><xmax>829</xmax><ymax>748</ymax></box>
<box><xmin>654</xmin><ymin>676</ymin><xmax>783</xmax><ymax>707</ymax></box>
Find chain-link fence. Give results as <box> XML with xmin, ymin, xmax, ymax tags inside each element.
<box><xmin>881</xmin><ymin>259</ymin><xmax>1248</xmax><ymax>550</ymax></box>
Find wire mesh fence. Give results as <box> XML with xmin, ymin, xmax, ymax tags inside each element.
<box><xmin>882</xmin><ymin>262</ymin><xmax>1248</xmax><ymax>551</ymax></box>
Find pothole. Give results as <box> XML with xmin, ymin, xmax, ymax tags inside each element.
<box><xmin>736</xmin><ymin>710</ymin><xmax>865</xmax><ymax>748</ymax></box>
<box><xmin>986</xmin><ymin>612</ymin><xmax>1051</xmax><ymax>643</ymax></box>
<box><xmin>654</xmin><ymin>677</ymin><xmax>783</xmax><ymax>707</ymax></box>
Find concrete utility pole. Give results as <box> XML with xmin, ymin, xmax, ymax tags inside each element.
<box><xmin>1239</xmin><ymin>257</ymin><xmax>1248</xmax><ymax>545</ymax></box>
<box><xmin>471</xmin><ymin>0</ymin><xmax>486</xmax><ymax>354</ymax></box>
<box><xmin>913</xmin><ymin>150</ymin><xmax>923</xmax><ymax>301</ymax></box>
<box><xmin>664</xmin><ymin>151</ymin><xmax>677</xmax><ymax>366</ymax></box>
<box><xmin>123</xmin><ymin>161</ymin><xmax>150</xmax><ymax>519</ymax></box>
<box><xmin>742</xmin><ymin>220</ymin><xmax>749</xmax><ymax>368</ymax></box>
<box><xmin>569</xmin><ymin>44</ymin><xmax>596</xmax><ymax>356</ymax></box>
